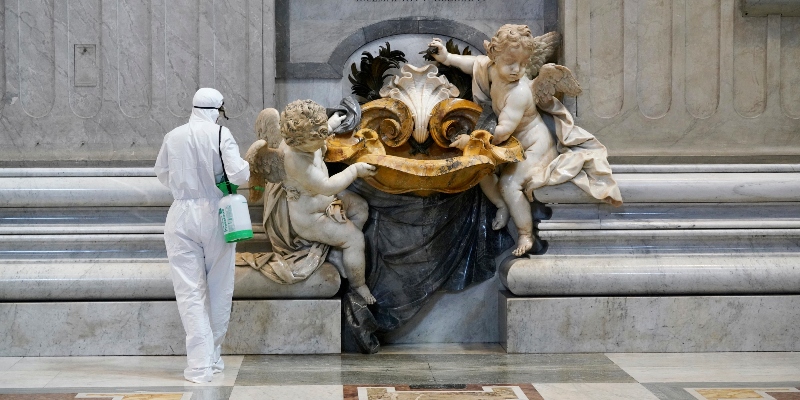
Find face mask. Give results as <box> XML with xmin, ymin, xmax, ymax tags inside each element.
<box><xmin>193</xmin><ymin>102</ymin><xmax>229</xmax><ymax>120</ymax></box>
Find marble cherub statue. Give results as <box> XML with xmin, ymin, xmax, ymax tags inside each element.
<box><xmin>245</xmin><ymin>99</ymin><xmax>377</xmax><ymax>304</ymax></box>
<box><xmin>429</xmin><ymin>25</ymin><xmax>623</xmax><ymax>256</ymax></box>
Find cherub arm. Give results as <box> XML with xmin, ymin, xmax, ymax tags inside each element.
<box><xmin>285</xmin><ymin>151</ymin><xmax>375</xmax><ymax>197</ymax></box>
<box><xmin>492</xmin><ymin>89</ymin><xmax>530</xmax><ymax>145</ymax></box>
<box><xmin>428</xmin><ymin>38</ymin><xmax>476</xmax><ymax>75</ymax></box>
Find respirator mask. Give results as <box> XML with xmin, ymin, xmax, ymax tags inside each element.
<box><xmin>193</xmin><ymin>102</ymin><xmax>229</xmax><ymax>120</ymax></box>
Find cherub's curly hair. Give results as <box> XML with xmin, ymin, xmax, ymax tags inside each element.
<box><xmin>485</xmin><ymin>24</ymin><xmax>535</xmax><ymax>62</ymax></box>
<box><xmin>280</xmin><ymin>99</ymin><xmax>329</xmax><ymax>147</ymax></box>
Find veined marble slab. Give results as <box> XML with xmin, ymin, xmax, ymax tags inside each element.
<box><xmin>0</xmin><ymin>299</ymin><xmax>341</xmax><ymax>356</ymax></box>
<box><xmin>534</xmin><ymin>172</ymin><xmax>800</xmax><ymax>203</ymax></box>
<box><xmin>0</xmin><ymin>168</ymin><xmax>156</xmax><ymax>177</ymax></box>
<box><xmin>0</xmin><ymin>176</ymin><xmax>259</xmax><ymax>207</ymax></box>
<box><xmin>541</xmin><ymin>203</ymin><xmax>800</xmax><ymax>230</ymax></box>
<box><xmin>500</xmin><ymin>254</ymin><xmax>800</xmax><ymax>296</ymax></box>
<box><xmin>0</xmin><ymin>177</ymin><xmax>172</xmax><ymax>207</ymax></box>
<box><xmin>501</xmin><ymin>292</ymin><xmax>800</xmax><ymax>353</ymax></box>
<box><xmin>611</xmin><ymin>164</ymin><xmax>800</xmax><ymax>173</ymax></box>
<box><xmin>0</xmin><ymin>261</ymin><xmax>341</xmax><ymax>300</ymax></box>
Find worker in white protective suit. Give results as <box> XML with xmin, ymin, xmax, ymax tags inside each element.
<box><xmin>154</xmin><ymin>88</ymin><xmax>250</xmax><ymax>384</ymax></box>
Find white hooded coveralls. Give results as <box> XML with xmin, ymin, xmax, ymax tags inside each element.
<box><xmin>154</xmin><ymin>88</ymin><xmax>249</xmax><ymax>383</ymax></box>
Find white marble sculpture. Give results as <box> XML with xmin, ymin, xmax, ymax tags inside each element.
<box><xmin>379</xmin><ymin>63</ymin><xmax>460</xmax><ymax>144</ymax></box>
<box><xmin>429</xmin><ymin>25</ymin><xmax>623</xmax><ymax>256</ymax></box>
<box><xmin>245</xmin><ymin>100</ymin><xmax>377</xmax><ymax>304</ymax></box>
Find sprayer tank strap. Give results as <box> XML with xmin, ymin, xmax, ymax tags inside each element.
<box><xmin>218</xmin><ymin>126</ymin><xmax>233</xmax><ymax>194</ymax></box>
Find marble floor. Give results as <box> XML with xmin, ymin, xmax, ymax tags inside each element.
<box><xmin>0</xmin><ymin>345</ymin><xmax>799</xmax><ymax>400</ymax></box>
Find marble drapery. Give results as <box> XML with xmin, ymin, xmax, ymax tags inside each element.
<box><xmin>342</xmin><ymin>180</ymin><xmax>514</xmax><ymax>353</ymax></box>
<box><xmin>235</xmin><ymin>183</ymin><xmax>330</xmax><ymax>284</ymax></box>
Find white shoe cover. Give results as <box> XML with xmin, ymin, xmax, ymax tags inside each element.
<box><xmin>212</xmin><ymin>357</ymin><xmax>225</xmax><ymax>374</ymax></box>
<box><xmin>184</xmin><ymin>367</ymin><xmax>212</xmax><ymax>384</ymax></box>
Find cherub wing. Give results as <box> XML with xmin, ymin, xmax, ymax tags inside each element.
<box><xmin>245</xmin><ymin>139</ymin><xmax>286</xmax><ymax>202</ymax></box>
<box><xmin>254</xmin><ymin>108</ymin><xmax>282</xmax><ymax>148</ymax></box>
<box><xmin>248</xmin><ymin>107</ymin><xmax>285</xmax><ymax>202</ymax></box>
<box><xmin>530</xmin><ymin>63</ymin><xmax>583</xmax><ymax>105</ymax></box>
<box><xmin>528</xmin><ymin>31</ymin><xmax>561</xmax><ymax>78</ymax></box>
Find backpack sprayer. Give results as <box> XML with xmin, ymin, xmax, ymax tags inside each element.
<box><xmin>216</xmin><ymin>126</ymin><xmax>253</xmax><ymax>242</ymax></box>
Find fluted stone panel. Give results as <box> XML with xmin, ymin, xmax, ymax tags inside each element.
<box><xmin>0</xmin><ymin>0</ymin><xmax>276</xmax><ymax>165</ymax></box>
<box><xmin>563</xmin><ymin>0</ymin><xmax>800</xmax><ymax>161</ymax></box>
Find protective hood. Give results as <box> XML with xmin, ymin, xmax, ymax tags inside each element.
<box><xmin>191</xmin><ymin>88</ymin><xmax>223</xmax><ymax>123</ymax></box>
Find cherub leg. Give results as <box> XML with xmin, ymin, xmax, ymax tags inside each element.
<box><xmin>298</xmin><ymin>217</ymin><xmax>375</xmax><ymax>304</ymax></box>
<box><xmin>341</xmin><ymin>233</ymin><xmax>374</xmax><ymax>303</ymax></box>
<box><xmin>479</xmin><ymin>173</ymin><xmax>509</xmax><ymax>230</ymax></box>
<box><xmin>499</xmin><ymin>167</ymin><xmax>535</xmax><ymax>256</ymax></box>
<box><xmin>337</xmin><ymin>189</ymin><xmax>369</xmax><ymax>230</ymax></box>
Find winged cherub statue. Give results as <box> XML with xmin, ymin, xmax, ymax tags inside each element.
<box><xmin>245</xmin><ymin>100</ymin><xmax>377</xmax><ymax>304</ymax></box>
<box><xmin>429</xmin><ymin>25</ymin><xmax>623</xmax><ymax>256</ymax></box>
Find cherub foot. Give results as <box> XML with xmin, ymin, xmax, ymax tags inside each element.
<box><xmin>492</xmin><ymin>207</ymin><xmax>509</xmax><ymax>230</ymax></box>
<box><xmin>354</xmin><ymin>285</ymin><xmax>376</xmax><ymax>304</ymax></box>
<box><xmin>512</xmin><ymin>235</ymin><xmax>534</xmax><ymax>257</ymax></box>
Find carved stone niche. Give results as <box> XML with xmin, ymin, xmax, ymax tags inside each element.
<box><xmin>325</xmin><ymin>64</ymin><xmax>523</xmax><ymax>196</ymax></box>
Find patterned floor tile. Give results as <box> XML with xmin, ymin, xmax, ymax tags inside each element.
<box><xmin>0</xmin><ymin>395</ymin><xmax>77</xmax><ymax>400</ymax></box>
<box><xmin>534</xmin><ymin>383</ymin><xmax>661</xmax><ymax>400</ymax></box>
<box><xmin>644</xmin><ymin>383</ymin><xmax>800</xmax><ymax>400</ymax></box>
<box><xmin>229</xmin><ymin>385</ymin><xmax>343</xmax><ymax>400</ymax></box>
<box><xmin>343</xmin><ymin>384</ymin><xmax>543</xmax><ymax>400</ymax></box>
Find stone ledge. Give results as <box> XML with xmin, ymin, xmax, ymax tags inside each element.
<box><xmin>0</xmin><ymin>261</ymin><xmax>341</xmax><ymax>301</ymax></box>
<box><xmin>500</xmin><ymin>292</ymin><xmax>800</xmax><ymax>353</ymax></box>
<box><xmin>0</xmin><ymin>299</ymin><xmax>342</xmax><ymax>356</ymax></box>
<box><xmin>500</xmin><ymin>254</ymin><xmax>800</xmax><ymax>296</ymax></box>
<box><xmin>534</xmin><ymin>172</ymin><xmax>800</xmax><ymax>204</ymax></box>
<box><xmin>540</xmin><ymin>202</ymin><xmax>800</xmax><ymax>230</ymax></box>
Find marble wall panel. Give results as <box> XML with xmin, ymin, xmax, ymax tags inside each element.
<box><xmin>0</xmin><ymin>300</ymin><xmax>341</xmax><ymax>356</ymax></box>
<box><xmin>565</xmin><ymin>0</ymin><xmax>800</xmax><ymax>161</ymax></box>
<box><xmin>587</xmin><ymin>0</ymin><xmax>624</xmax><ymax>118</ymax></box>
<box><xmin>68</xmin><ymin>0</ymin><xmax>103</xmax><ymax>118</ymax></box>
<box><xmin>636</xmin><ymin>0</ymin><xmax>672</xmax><ymax>119</ymax></box>
<box><xmin>280</xmin><ymin>0</ymin><xmax>547</xmax><ymax>65</ymax></box>
<box><xmin>685</xmin><ymin>0</ymin><xmax>720</xmax><ymax>119</ymax></box>
<box><xmin>17</xmin><ymin>0</ymin><xmax>56</xmax><ymax>119</ymax></box>
<box><xmin>0</xmin><ymin>0</ymin><xmax>275</xmax><ymax>165</ymax></box>
<box><xmin>733</xmin><ymin>8</ymin><xmax>767</xmax><ymax>117</ymax></box>
<box><xmin>502</xmin><ymin>293</ymin><xmax>800</xmax><ymax>352</ymax></box>
<box><xmin>208</xmin><ymin>0</ymin><xmax>262</xmax><ymax>119</ymax></box>
<box><xmin>781</xmin><ymin>17</ymin><xmax>800</xmax><ymax>118</ymax></box>
<box><xmin>116</xmin><ymin>0</ymin><xmax>152</xmax><ymax>118</ymax></box>
<box><xmin>276</xmin><ymin>79</ymin><xmax>342</xmax><ymax>111</ymax></box>
<box><xmin>164</xmin><ymin>0</ymin><xmax>199</xmax><ymax>117</ymax></box>
<box><xmin>0</xmin><ymin>0</ymin><xmax>5</xmax><ymax>114</ymax></box>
